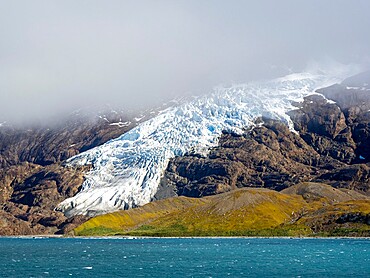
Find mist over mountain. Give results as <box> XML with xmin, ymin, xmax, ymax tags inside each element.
<box><xmin>1</xmin><ymin>0</ymin><xmax>370</xmax><ymax>123</ymax></box>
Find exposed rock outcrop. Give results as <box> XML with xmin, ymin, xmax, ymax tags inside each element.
<box><xmin>0</xmin><ymin>109</ymin><xmax>148</xmax><ymax>235</ymax></box>
<box><xmin>161</xmin><ymin>72</ymin><xmax>370</xmax><ymax>199</ymax></box>
<box><xmin>162</xmin><ymin>120</ymin><xmax>320</xmax><ymax>197</ymax></box>
<box><xmin>281</xmin><ymin>182</ymin><xmax>368</xmax><ymax>203</ymax></box>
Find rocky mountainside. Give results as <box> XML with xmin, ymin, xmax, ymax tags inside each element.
<box><xmin>56</xmin><ymin>71</ymin><xmax>351</xmax><ymax>217</ymax></box>
<box><xmin>0</xmin><ymin>107</ymin><xmax>156</xmax><ymax>168</ymax></box>
<box><xmin>160</xmin><ymin>72</ymin><xmax>370</xmax><ymax>199</ymax></box>
<box><xmin>0</xmin><ymin>107</ymin><xmax>159</xmax><ymax>235</ymax></box>
<box><xmin>1</xmin><ymin>70</ymin><xmax>370</xmax><ymax>236</ymax></box>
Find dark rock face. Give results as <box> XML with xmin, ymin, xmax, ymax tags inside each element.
<box><xmin>316</xmin><ymin>164</ymin><xmax>370</xmax><ymax>192</ymax></box>
<box><xmin>316</xmin><ymin>71</ymin><xmax>370</xmax><ymax>164</ymax></box>
<box><xmin>163</xmin><ymin>120</ymin><xmax>320</xmax><ymax>197</ymax></box>
<box><xmin>0</xmin><ymin>109</ymin><xmax>147</xmax><ymax>235</ymax></box>
<box><xmin>161</xmin><ymin>72</ymin><xmax>370</xmax><ymax>199</ymax></box>
<box><xmin>336</xmin><ymin>213</ymin><xmax>370</xmax><ymax>225</ymax></box>
<box><xmin>289</xmin><ymin>95</ymin><xmax>356</xmax><ymax>164</ymax></box>
<box><xmin>290</xmin><ymin>95</ymin><xmax>348</xmax><ymax>140</ymax></box>
<box><xmin>0</xmin><ymin>110</ymin><xmax>144</xmax><ymax>168</ymax></box>
<box><xmin>317</xmin><ymin>70</ymin><xmax>370</xmax><ymax>112</ymax></box>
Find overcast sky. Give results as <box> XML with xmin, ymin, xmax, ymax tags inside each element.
<box><xmin>1</xmin><ymin>0</ymin><xmax>370</xmax><ymax>123</ymax></box>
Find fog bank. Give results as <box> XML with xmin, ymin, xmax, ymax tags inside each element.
<box><xmin>1</xmin><ymin>0</ymin><xmax>370</xmax><ymax>123</ymax></box>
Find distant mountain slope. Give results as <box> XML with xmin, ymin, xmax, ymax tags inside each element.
<box><xmin>0</xmin><ymin>107</ymin><xmax>159</xmax><ymax>235</ymax></box>
<box><xmin>162</xmin><ymin>72</ymin><xmax>370</xmax><ymax>199</ymax></box>
<box><xmin>0</xmin><ymin>107</ymin><xmax>154</xmax><ymax>168</ymax></box>
<box><xmin>316</xmin><ymin>70</ymin><xmax>370</xmax><ymax>111</ymax></box>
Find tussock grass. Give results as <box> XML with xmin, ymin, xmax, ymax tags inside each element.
<box><xmin>74</xmin><ymin>186</ymin><xmax>370</xmax><ymax>237</ymax></box>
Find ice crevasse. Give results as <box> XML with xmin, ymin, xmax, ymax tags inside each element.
<box><xmin>56</xmin><ymin>71</ymin><xmax>353</xmax><ymax>217</ymax></box>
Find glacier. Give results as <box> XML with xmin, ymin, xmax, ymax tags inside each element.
<box><xmin>56</xmin><ymin>71</ymin><xmax>356</xmax><ymax>217</ymax></box>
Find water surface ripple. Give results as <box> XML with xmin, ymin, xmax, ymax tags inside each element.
<box><xmin>0</xmin><ymin>237</ymin><xmax>369</xmax><ymax>277</ymax></box>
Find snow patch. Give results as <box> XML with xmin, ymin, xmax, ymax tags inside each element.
<box><xmin>109</xmin><ymin>121</ymin><xmax>131</xmax><ymax>127</ymax></box>
<box><xmin>346</xmin><ymin>86</ymin><xmax>370</xmax><ymax>91</ymax></box>
<box><xmin>134</xmin><ymin>116</ymin><xmax>145</xmax><ymax>122</ymax></box>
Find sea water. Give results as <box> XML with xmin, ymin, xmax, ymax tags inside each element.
<box><xmin>0</xmin><ymin>237</ymin><xmax>368</xmax><ymax>277</ymax></box>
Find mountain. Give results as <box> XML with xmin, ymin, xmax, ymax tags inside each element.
<box><xmin>162</xmin><ymin>95</ymin><xmax>370</xmax><ymax>198</ymax></box>
<box><xmin>1</xmin><ymin>69</ymin><xmax>370</xmax><ymax>236</ymax></box>
<box><xmin>0</xmin><ymin>106</ymin><xmax>162</xmax><ymax>235</ymax></box>
<box><xmin>56</xmin><ymin>70</ymin><xmax>361</xmax><ymax>217</ymax></box>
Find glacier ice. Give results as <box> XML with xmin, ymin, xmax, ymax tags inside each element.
<box><xmin>56</xmin><ymin>71</ymin><xmax>353</xmax><ymax>217</ymax></box>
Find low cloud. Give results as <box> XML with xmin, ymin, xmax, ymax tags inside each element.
<box><xmin>1</xmin><ymin>0</ymin><xmax>370</xmax><ymax>124</ymax></box>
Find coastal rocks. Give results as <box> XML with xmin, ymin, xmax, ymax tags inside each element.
<box><xmin>0</xmin><ymin>163</ymin><xmax>89</xmax><ymax>235</ymax></box>
<box><xmin>0</xmin><ymin>210</ymin><xmax>33</xmax><ymax>235</ymax></box>
<box><xmin>0</xmin><ymin>109</ymin><xmax>147</xmax><ymax>235</ymax></box>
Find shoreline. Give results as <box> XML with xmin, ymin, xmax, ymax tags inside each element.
<box><xmin>1</xmin><ymin>235</ymin><xmax>369</xmax><ymax>240</ymax></box>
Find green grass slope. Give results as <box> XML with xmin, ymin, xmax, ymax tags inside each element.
<box><xmin>73</xmin><ymin>184</ymin><xmax>370</xmax><ymax>237</ymax></box>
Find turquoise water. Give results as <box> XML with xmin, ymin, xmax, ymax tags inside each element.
<box><xmin>0</xmin><ymin>237</ymin><xmax>369</xmax><ymax>277</ymax></box>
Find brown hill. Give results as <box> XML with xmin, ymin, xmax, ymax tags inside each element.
<box><xmin>281</xmin><ymin>182</ymin><xmax>368</xmax><ymax>203</ymax></box>
<box><xmin>74</xmin><ymin>185</ymin><xmax>370</xmax><ymax>237</ymax></box>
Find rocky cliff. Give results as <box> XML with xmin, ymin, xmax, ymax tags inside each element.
<box><xmin>0</xmin><ymin>108</ymin><xmax>153</xmax><ymax>235</ymax></box>
<box><xmin>160</xmin><ymin>73</ymin><xmax>370</xmax><ymax>199</ymax></box>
